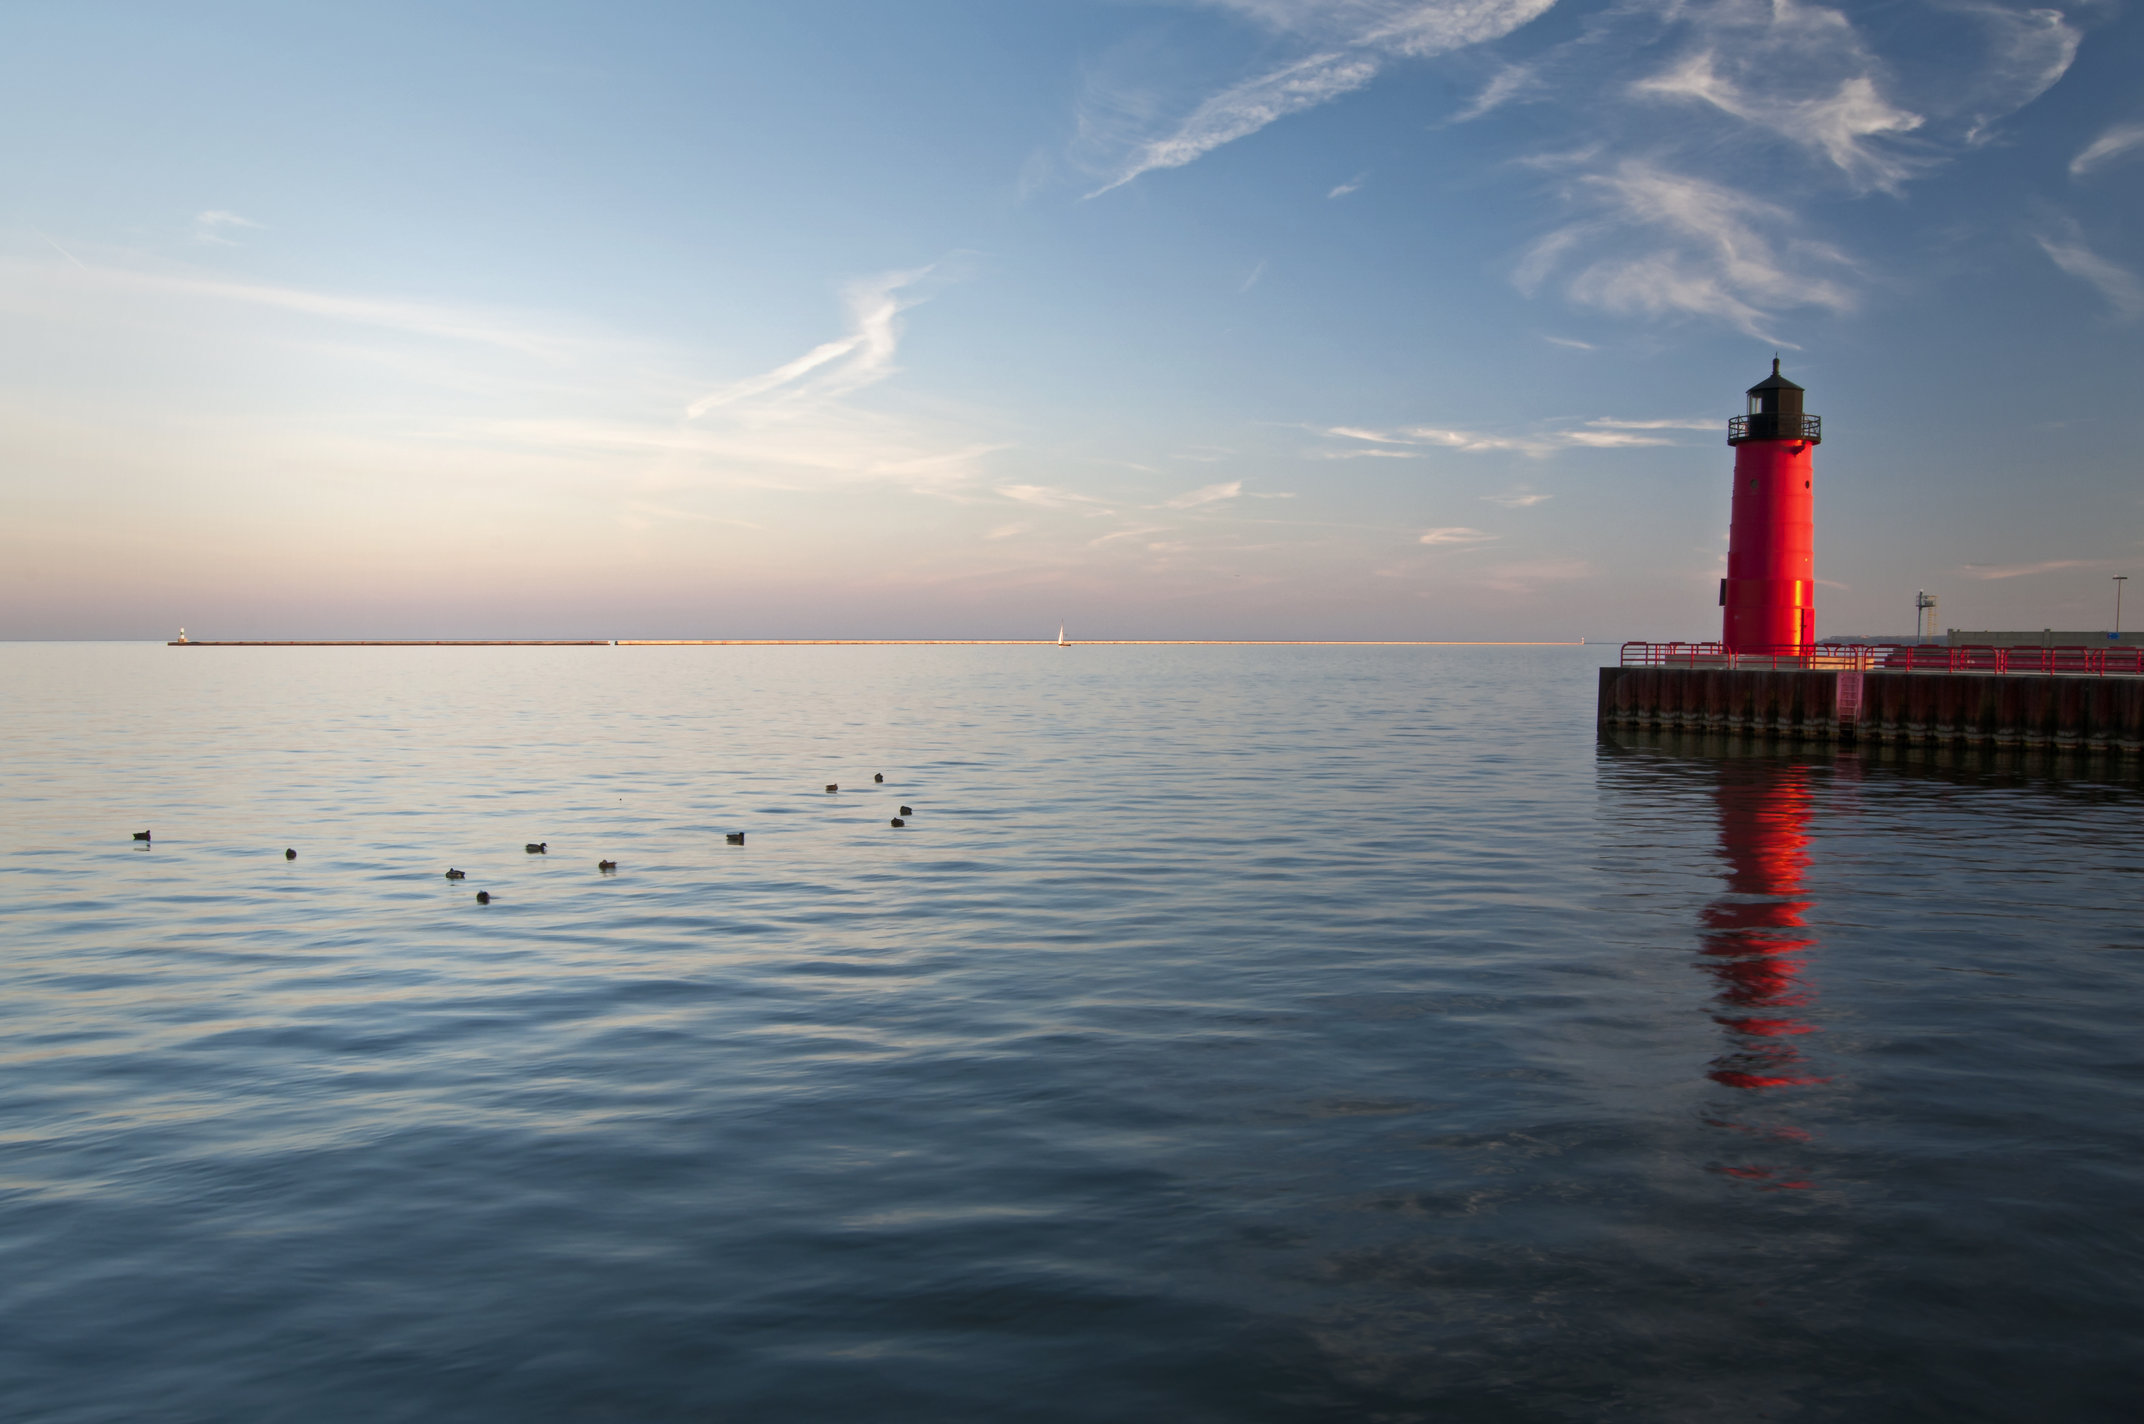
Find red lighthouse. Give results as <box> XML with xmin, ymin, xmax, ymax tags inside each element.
<box><xmin>1721</xmin><ymin>360</ymin><xmax>1821</xmax><ymax>653</ymax></box>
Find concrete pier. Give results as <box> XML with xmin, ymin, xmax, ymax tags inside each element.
<box><xmin>1598</xmin><ymin>666</ymin><xmax>2144</xmax><ymax>753</ymax></box>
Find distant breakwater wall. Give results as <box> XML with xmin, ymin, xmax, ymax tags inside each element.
<box><xmin>1598</xmin><ymin>666</ymin><xmax>2144</xmax><ymax>752</ymax></box>
<box><xmin>167</xmin><ymin>639</ymin><xmax>1587</xmax><ymax>649</ymax></box>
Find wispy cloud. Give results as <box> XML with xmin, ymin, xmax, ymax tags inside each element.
<box><xmin>1090</xmin><ymin>524</ymin><xmax>1170</xmax><ymax>546</ymax></box>
<box><xmin>1327</xmin><ymin>171</ymin><xmax>1367</xmax><ymax>197</ymax></box>
<box><xmin>1620</xmin><ymin>0</ymin><xmax>2074</xmax><ymax>187</ymax></box>
<box><xmin>1453</xmin><ymin>62</ymin><xmax>1536</xmax><ymax>122</ymax></box>
<box><xmin>601</xmin><ymin>263</ymin><xmax>1015</xmax><ymax>495</ymax></box>
<box><xmin>479</xmin><ymin>415</ymin><xmax>1006</xmax><ymax>494</ymax></box>
<box><xmin>687</xmin><ymin>267</ymin><xmax>933</xmax><ymax>416</ymax></box>
<box><xmin>1329</xmin><ymin>423</ymin><xmax>1529</xmax><ymax>453</ymax></box>
<box><xmin>1191</xmin><ymin>0</ymin><xmax>1557</xmax><ymax>60</ymax></box>
<box><xmin>1559</xmin><ymin>429</ymin><xmax>1674</xmax><ymax>448</ymax></box>
<box><xmin>2072</xmin><ymin>122</ymin><xmax>2144</xmax><ymax>179</ymax></box>
<box><xmin>2037</xmin><ymin>232</ymin><xmax>2144</xmax><ymax>320</ymax></box>
<box><xmin>10</xmin><ymin>255</ymin><xmax>579</xmax><ymax>358</ymax></box>
<box><xmin>1543</xmin><ymin>334</ymin><xmax>1594</xmax><ymax>350</ymax></box>
<box><xmin>1518</xmin><ymin>161</ymin><xmax>1854</xmax><ymax>338</ymax></box>
<box><xmin>1631</xmin><ymin>50</ymin><xmax>1922</xmax><ymax>193</ymax></box>
<box><xmin>1086</xmin><ymin>0</ymin><xmax>1556</xmax><ymax>195</ymax></box>
<box><xmin>1419</xmin><ymin>525</ymin><xmax>1497</xmax><ymax>545</ymax></box>
<box><xmin>1163</xmin><ymin>479</ymin><xmax>1244</xmax><ymax>508</ymax></box>
<box><xmin>1482</xmin><ymin>490</ymin><xmax>1551</xmax><ymax>507</ymax></box>
<box><xmin>1326</xmin><ymin>417</ymin><xmax>1682</xmax><ymax>457</ymax></box>
<box><xmin>193</xmin><ymin>210</ymin><xmax>263</xmax><ymax>245</ymax></box>
<box><xmin>1088</xmin><ymin>50</ymin><xmax>1382</xmax><ymax>197</ymax></box>
<box><xmin>1502</xmin><ymin>0</ymin><xmax>2078</xmax><ymax>336</ymax></box>
<box><xmin>1963</xmin><ymin>559</ymin><xmax>2088</xmax><ymax>580</ymax></box>
<box><xmin>999</xmin><ymin>483</ymin><xmax>1103</xmax><ymax>508</ymax></box>
<box><xmin>1586</xmin><ymin>416</ymin><xmax>1715</xmax><ymax>431</ymax></box>
<box><xmin>7</xmin><ymin>246</ymin><xmax>1024</xmax><ymax>517</ymax></box>
<box><xmin>1407</xmin><ymin>425</ymin><xmax>1552</xmax><ymax>453</ymax></box>
<box><xmin>1953</xmin><ymin>3</ymin><xmax>2082</xmax><ymax>145</ymax></box>
<box><xmin>1239</xmin><ymin>258</ymin><xmax>1268</xmax><ymax>292</ymax></box>
<box><xmin>5</xmin><ymin>241</ymin><xmax>1089</xmax><ymax>627</ymax></box>
<box><xmin>1320</xmin><ymin>422</ymin><xmax>1526</xmax><ymax>450</ymax></box>
<box><xmin>33</xmin><ymin>230</ymin><xmax>88</xmax><ymax>270</ymax></box>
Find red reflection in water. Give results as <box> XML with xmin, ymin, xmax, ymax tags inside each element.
<box><xmin>1702</xmin><ymin>763</ymin><xmax>1827</xmax><ymax>1185</ymax></box>
<box><xmin>1716</xmin><ymin>1165</ymin><xmax>1813</xmax><ymax>1190</ymax></box>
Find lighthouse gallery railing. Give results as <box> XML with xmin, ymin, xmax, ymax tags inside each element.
<box><xmin>1726</xmin><ymin>414</ymin><xmax>1822</xmax><ymax>443</ymax></box>
<box><xmin>1620</xmin><ymin>642</ymin><xmax>2144</xmax><ymax>676</ymax></box>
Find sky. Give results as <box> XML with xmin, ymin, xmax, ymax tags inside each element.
<box><xmin>2</xmin><ymin>0</ymin><xmax>2139</xmax><ymax>641</ymax></box>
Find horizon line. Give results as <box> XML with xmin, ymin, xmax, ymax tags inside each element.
<box><xmin>161</xmin><ymin>638</ymin><xmax>1591</xmax><ymax>648</ymax></box>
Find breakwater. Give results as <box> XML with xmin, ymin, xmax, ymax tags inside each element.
<box><xmin>168</xmin><ymin>638</ymin><xmax>1585</xmax><ymax>647</ymax></box>
<box><xmin>166</xmin><ymin>639</ymin><xmax>612</xmax><ymax>647</ymax></box>
<box><xmin>1599</xmin><ymin>665</ymin><xmax>2144</xmax><ymax>752</ymax></box>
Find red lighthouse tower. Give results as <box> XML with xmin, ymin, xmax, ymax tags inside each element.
<box><xmin>1722</xmin><ymin>360</ymin><xmax>1821</xmax><ymax>653</ymax></box>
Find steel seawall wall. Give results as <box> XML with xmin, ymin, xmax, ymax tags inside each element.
<box><xmin>1597</xmin><ymin>667</ymin><xmax>2144</xmax><ymax>751</ymax></box>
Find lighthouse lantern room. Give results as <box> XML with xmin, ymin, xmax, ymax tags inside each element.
<box><xmin>1721</xmin><ymin>359</ymin><xmax>1821</xmax><ymax>654</ymax></box>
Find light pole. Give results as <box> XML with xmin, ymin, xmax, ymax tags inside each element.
<box><xmin>2117</xmin><ymin>576</ymin><xmax>2128</xmax><ymax>641</ymax></box>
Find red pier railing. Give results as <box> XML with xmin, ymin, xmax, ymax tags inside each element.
<box><xmin>1620</xmin><ymin>642</ymin><xmax>2144</xmax><ymax>677</ymax></box>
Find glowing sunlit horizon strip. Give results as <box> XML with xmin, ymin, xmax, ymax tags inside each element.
<box><xmin>166</xmin><ymin>638</ymin><xmax>1590</xmax><ymax>648</ymax></box>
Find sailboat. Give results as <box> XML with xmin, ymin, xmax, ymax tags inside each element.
<box><xmin>1057</xmin><ymin>621</ymin><xmax>1069</xmax><ymax>648</ymax></box>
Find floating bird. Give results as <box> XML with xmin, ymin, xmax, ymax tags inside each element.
<box><xmin>825</xmin><ymin>784</ymin><xmax>838</xmax><ymax>793</ymax></box>
<box><xmin>890</xmin><ymin>817</ymin><xmax>905</xmax><ymax>828</ymax></box>
<box><xmin>899</xmin><ymin>806</ymin><xmax>913</xmax><ymax>816</ymax></box>
<box><xmin>445</xmin><ymin>868</ymin><xmax>466</xmax><ymax>880</ymax></box>
<box><xmin>132</xmin><ymin>830</ymin><xmax>151</xmax><ymax>842</ymax></box>
<box><xmin>597</xmin><ymin>859</ymin><xmax>617</xmax><ymax>872</ymax></box>
<box><xmin>726</xmin><ymin>832</ymin><xmax>745</xmax><ymax>845</ymax></box>
<box><xmin>874</xmin><ymin>773</ymin><xmax>884</xmax><ymax>783</ymax></box>
<box><xmin>476</xmin><ymin>891</ymin><xmax>491</xmax><ymax>904</ymax></box>
<box><xmin>285</xmin><ymin>848</ymin><xmax>296</xmax><ymax>860</ymax></box>
<box><xmin>526</xmin><ymin>842</ymin><xmax>548</xmax><ymax>854</ymax></box>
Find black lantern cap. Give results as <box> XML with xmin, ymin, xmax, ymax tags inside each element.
<box><xmin>1728</xmin><ymin>357</ymin><xmax>1821</xmax><ymax>445</ymax></box>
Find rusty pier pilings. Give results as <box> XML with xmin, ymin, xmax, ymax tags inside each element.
<box><xmin>1598</xmin><ymin>666</ymin><xmax>2144</xmax><ymax>753</ymax></box>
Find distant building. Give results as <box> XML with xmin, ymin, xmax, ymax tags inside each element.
<box><xmin>1946</xmin><ymin>630</ymin><xmax>2144</xmax><ymax>647</ymax></box>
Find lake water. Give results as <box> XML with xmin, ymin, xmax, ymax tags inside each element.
<box><xmin>2</xmin><ymin>643</ymin><xmax>2141</xmax><ymax>1421</ymax></box>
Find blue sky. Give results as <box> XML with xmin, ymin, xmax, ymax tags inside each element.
<box><xmin>2</xmin><ymin>0</ymin><xmax>2138</xmax><ymax>639</ymax></box>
